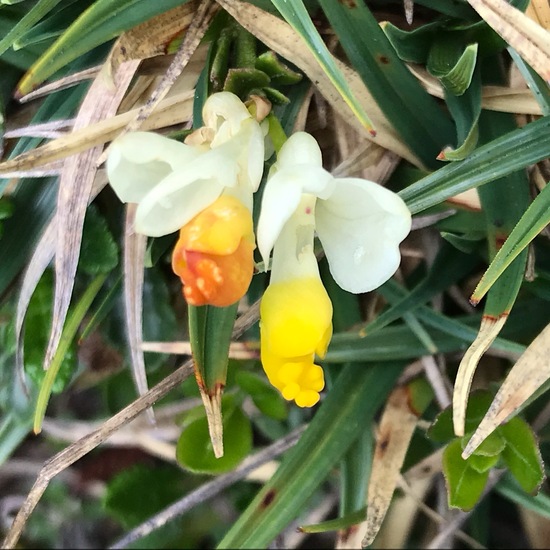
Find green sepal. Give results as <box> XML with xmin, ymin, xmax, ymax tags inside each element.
<box><xmin>440</xmin><ymin>231</ymin><xmax>485</xmax><ymax>254</ymax></box>
<box><xmin>381</xmin><ymin>20</ymin><xmax>441</xmax><ymax>64</ymax></box>
<box><xmin>443</xmin><ymin>438</ymin><xmax>489</xmax><ymax>510</ymax></box>
<box><xmin>255</xmin><ymin>50</ymin><xmax>302</xmax><ymax>86</ymax></box>
<box><xmin>223</xmin><ymin>67</ymin><xmax>270</xmax><ymax>100</ymax></box>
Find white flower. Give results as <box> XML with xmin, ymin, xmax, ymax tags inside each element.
<box><xmin>257</xmin><ymin>132</ymin><xmax>411</xmax><ymax>294</ymax></box>
<box><xmin>106</xmin><ymin>92</ymin><xmax>265</xmax><ymax>237</ymax></box>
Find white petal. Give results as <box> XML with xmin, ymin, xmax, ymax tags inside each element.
<box><xmin>257</xmin><ymin>164</ymin><xmax>333</xmax><ymax>266</ymax></box>
<box><xmin>316</xmin><ymin>178</ymin><xmax>411</xmax><ymax>293</ymax></box>
<box><xmin>277</xmin><ymin>132</ymin><xmax>323</xmax><ymax>171</ymax></box>
<box><xmin>202</xmin><ymin>92</ymin><xmax>251</xmax><ymax>146</ymax></box>
<box><xmin>106</xmin><ymin>132</ymin><xmax>199</xmax><ymax>204</ymax></box>
<box><xmin>134</xmin><ymin>150</ymin><xmax>238</xmax><ymax>237</ymax></box>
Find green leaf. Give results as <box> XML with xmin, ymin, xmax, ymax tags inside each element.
<box><xmin>499</xmin><ymin>417</ymin><xmax>545</xmax><ymax>494</ymax></box>
<box><xmin>465</xmin><ymin>430</ymin><xmax>505</xmax><ymax>457</ymax></box>
<box><xmin>188</xmin><ymin>303</ymin><xmax>238</xmax><ymax>391</ymax></box>
<box><xmin>16</xmin><ymin>0</ymin><xmax>191</xmax><ymax>95</ymax></box>
<box><xmin>428</xmin><ymin>390</ymin><xmax>494</xmax><ymax>443</ymax></box>
<box><xmin>472</xmin><ymin>180</ymin><xmax>550</xmax><ymax>304</ymax></box>
<box><xmin>269</xmin><ymin>0</ymin><xmax>375</xmax><ymax>133</ymax></box>
<box><xmin>176</xmin><ymin>400</ymin><xmax>252</xmax><ymax>475</ymax></box>
<box><xmin>443</xmin><ymin>438</ymin><xmax>489</xmax><ymax>510</ymax></box>
<box><xmin>300</xmin><ymin>506</ymin><xmax>367</xmax><ymax>533</ymax></box>
<box><xmin>78</xmin><ymin>204</ymin><xmax>119</xmax><ymax>275</ymax></box>
<box><xmin>235</xmin><ymin>370</ymin><xmax>288</xmax><ymax>421</ymax></box>
<box><xmin>428</xmin><ymin>38</ymin><xmax>478</xmax><ymax>96</ymax></box>
<box><xmin>0</xmin><ymin>0</ymin><xmax>64</xmax><ymax>57</ymax></box>
<box><xmin>217</xmin><ymin>362</ymin><xmax>403</xmax><ymax>548</ymax></box>
<box><xmin>361</xmin><ymin>242</ymin><xmax>479</xmax><ymax>336</ymax></box>
<box><xmin>467</xmin><ymin>452</ymin><xmax>500</xmax><ymax>473</ymax></box>
<box><xmin>103</xmin><ymin>464</ymin><xmax>186</xmax><ymax>528</ymax></box>
<box><xmin>400</xmin><ymin>116</ymin><xmax>550</xmax><ymax>215</ymax></box>
<box><xmin>382</xmin><ymin>20</ymin><xmax>441</xmax><ymax>64</ymax></box>
<box><xmin>33</xmin><ymin>273</ymin><xmax>107</xmax><ymax>433</ymax></box>
<box><xmin>318</xmin><ymin>0</ymin><xmax>454</xmax><ymax>168</ymax></box>
<box><xmin>23</xmin><ymin>270</ymin><xmax>76</xmax><ymax>394</ymax></box>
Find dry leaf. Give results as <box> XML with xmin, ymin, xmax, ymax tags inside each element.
<box><xmin>468</xmin><ymin>0</ymin><xmax>550</xmax><ymax>83</ymax></box>
<box><xmin>362</xmin><ymin>385</ymin><xmax>422</xmax><ymax>547</ymax></box>
<box><xmin>43</xmin><ymin>61</ymin><xmax>140</xmax><ymax>372</ymax></box>
<box><xmin>123</xmin><ymin>204</ymin><xmax>151</xmax><ymax>421</ymax></box>
<box><xmin>462</xmin><ymin>321</ymin><xmax>550</xmax><ymax>458</ymax></box>
<box><xmin>453</xmin><ymin>314</ymin><xmax>508</xmax><ymax>437</ymax></box>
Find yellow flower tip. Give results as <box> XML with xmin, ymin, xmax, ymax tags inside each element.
<box><xmin>277</xmin><ymin>361</ymin><xmax>324</xmax><ymax>408</ymax></box>
<box><xmin>172</xmin><ymin>195</ymin><xmax>255</xmax><ymax>307</ymax></box>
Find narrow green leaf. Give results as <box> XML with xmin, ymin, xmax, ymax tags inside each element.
<box><xmin>400</xmin><ymin>116</ymin><xmax>550</xmax><ymax>214</ymax></box>
<box><xmin>0</xmin><ymin>0</ymin><xmax>63</xmax><ymax>57</ymax></box>
<box><xmin>361</xmin><ymin>242</ymin><xmax>479</xmax><ymax>336</ymax></box>
<box><xmin>33</xmin><ymin>273</ymin><xmax>107</xmax><ymax>433</ymax></box>
<box><xmin>496</xmin><ymin>473</ymin><xmax>550</xmax><ymax>519</ymax></box>
<box><xmin>318</xmin><ymin>0</ymin><xmax>454</xmax><ymax>168</ymax></box>
<box><xmin>443</xmin><ymin>438</ymin><xmax>489</xmax><ymax>510</ymax></box>
<box><xmin>217</xmin><ymin>362</ymin><xmax>403</xmax><ymax>548</ymax></box>
<box><xmin>269</xmin><ymin>0</ymin><xmax>375</xmax><ymax>133</ymax></box>
<box><xmin>428</xmin><ymin>39</ymin><xmax>478</xmax><ymax>96</ymax></box>
<box><xmin>499</xmin><ymin>417</ymin><xmax>545</xmax><ymax>494</ymax></box>
<box><xmin>472</xmin><ymin>181</ymin><xmax>550</xmax><ymax>303</ymax></box>
<box><xmin>16</xmin><ymin>0</ymin><xmax>191</xmax><ymax>95</ymax></box>
<box><xmin>300</xmin><ymin>507</ymin><xmax>367</xmax><ymax>533</ymax></box>
<box><xmin>189</xmin><ymin>303</ymin><xmax>239</xmax><ymax>391</ymax></box>
<box><xmin>508</xmin><ymin>47</ymin><xmax>550</xmax><ymax>116</ymax></box>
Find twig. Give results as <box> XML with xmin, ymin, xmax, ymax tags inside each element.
<box><xmin>110</xmin><ymin>426</ymin><xmax>307</xmax><ymax>549</ymax></box>
<box><xmin>2</xmin><ymin>297</ymin><xmax>262</xmax><ymax>549</ymax></box>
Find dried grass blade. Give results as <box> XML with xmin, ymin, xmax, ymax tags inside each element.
<box><xmin>362</xmin><ymin>384</ymin><xmax>423</xmax><ymax>547</ymax></box>
<box><xmin>123</xmin><ymin>204</ymin><xmax>152</xmax><ymax>422</ymax></box>
<box><xmin>15</xmin><ymin>173</ymin><xmax>108</xmax><ymax>388</ymax></box>
<box><xmin>122</xmin><ymin>0</ymin><xmax>217</xmax><ymax>134</ymax></box>
<box><xmin>43</xmin><ymin>61</ymin><xmax>139</xmax><ymax>371</ymax></box>
<box><xmin>468</xmin><ymin>0</ymin><xmax>550</xmax><ymax>83</ymax></box>
<box><xmin>463</xmin><ymin>322</ymin><xmax>550</xmax><ymax>458</ymax></box>
<box><xmin>0</xmin><ymin>91</ymin><xmax>194</xmax><ymax>174</ymax></box>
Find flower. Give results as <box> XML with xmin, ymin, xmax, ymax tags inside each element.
<box><xmin>107</xmin><ymin>92</ymin><xmax>265</xmax><ymax>306</ymax></box>
<box><xmin>257</xmin><ymin>132</ymin><xmax>411</xmax><ymax>406</ymax></box>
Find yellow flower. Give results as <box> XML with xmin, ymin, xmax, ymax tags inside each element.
<box><xmin>260</xmin><ymin>276</ymin><xmax>332</xmax><ymax>407</ymax></box>
<box><xmin>257</xmin><ymin>132</ymin><xmax>411</xmax><ymax>406</ymax></box>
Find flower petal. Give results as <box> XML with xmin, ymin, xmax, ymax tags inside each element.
<box><xmin>202</xmin><ymin>91</ymin><xmax>252</xmax><ymax>146</ymax></box>
<box><xmin>106</xmin><ymin>132</ymin><xmax>199</xmax><ymax>204</ymax></box>
<box><xmin>316</xmin><ymin>178</ymin><xmax>411</xmax><ymax>293</ymax></box>
<box><xmin>257</xmin><ymin>164</ymin><xmax>332</xmax><ymax>266</ymax></box>
<box><xmin>134</xmin><ymin>149</ymin><xmax>238</xmax><ymax>237</ymax></box>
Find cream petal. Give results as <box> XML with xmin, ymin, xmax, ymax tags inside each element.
<box><xmin>203</xmin><ymin>91</ymin><xmax>251</xmax><ymax>146</ymax></box>
<box><xmin>257</xmin><ymin>164</ymin><xmax>333</xmax><ymax>266</ymax></box>
<box><xmin>316</xmin><ymin>178</ymin><xmax>411</xmax><ymax>293</ymax></box>
<box><xmin>106</xmin><ymin>131</ymin><xmax>198</xmax><ymax>204</ymax></box>
<box><xmin>277</xmin><ymin>132</ymin><xmax>322</xmax><ymax>169</ymax></box>
<box><xmin>134</xmin><ymin>150</ymin><xmax>238</xmax><ymax>237</ymax></box>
